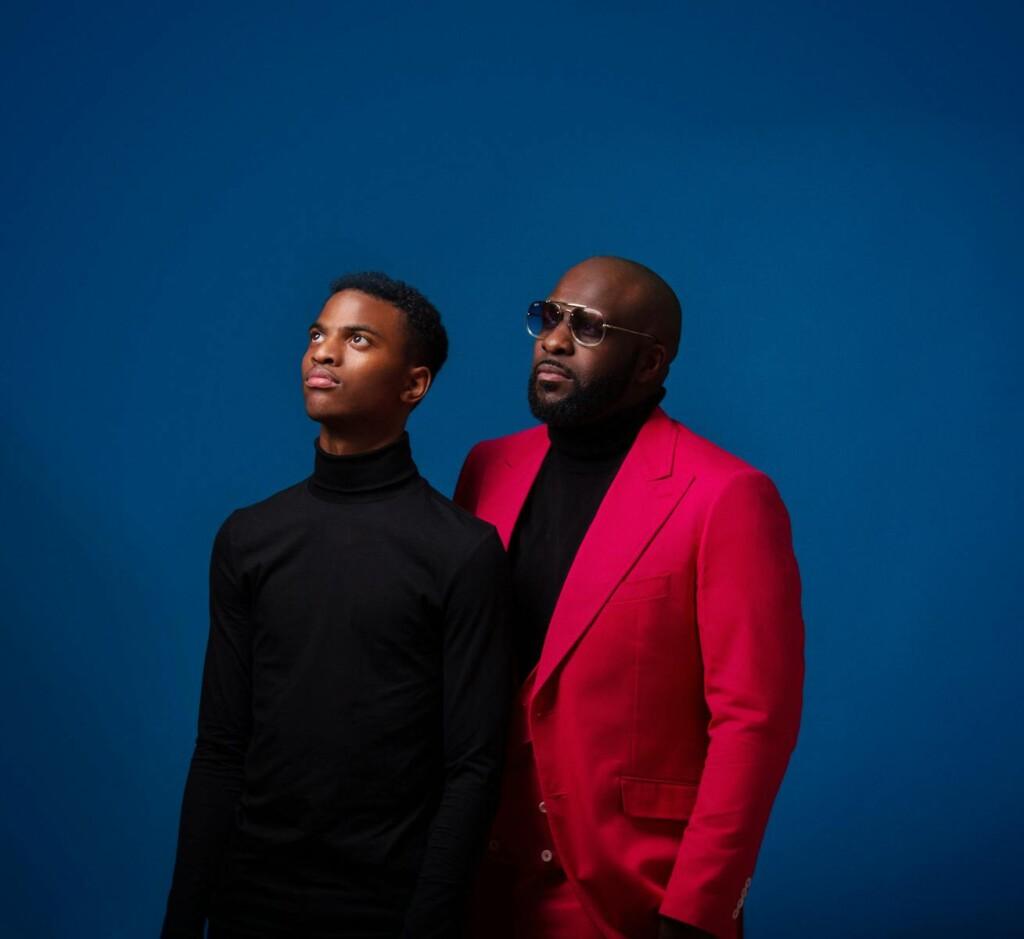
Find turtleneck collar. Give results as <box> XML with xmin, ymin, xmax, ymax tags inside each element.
<box><xmin>546</xmin><ymin>387</ymin><xmax>666</xmax><ymax>463</ymax></box>
<box><xmin>308</xmin><ymin>431</ymin><xmax>421</xmax><ymax>503</ymax></box>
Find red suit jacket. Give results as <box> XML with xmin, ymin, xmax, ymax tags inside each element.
<box><xmin>454</xmin><ymin>407</ymin><xmax>804</xmax><ymax>939</ymax></box>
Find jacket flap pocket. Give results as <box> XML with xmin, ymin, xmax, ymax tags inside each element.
<box><xmin>609</xmin><ymin>574</ymin><xmax>671</xmax><ymax>604</ymax></box>
<box><xmin>620</xmin><ymin>775</ymin><xmax>698</xmax><ymax>821</ymax></box>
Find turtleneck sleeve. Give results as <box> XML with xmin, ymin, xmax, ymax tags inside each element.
<box><xmin>163</xmin><ymin>512</ymin><xmax>253</xmax><ymax>938</ymax></box>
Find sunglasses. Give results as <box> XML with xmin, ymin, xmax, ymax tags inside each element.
<box><xmin>526</xmin><ymin>299</ymin><xmax>658</xmax><ymax>348</ymax></box>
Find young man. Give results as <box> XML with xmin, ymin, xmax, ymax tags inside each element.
<box><xmin>162</xmin><ymin>273</ymin><xmax>513</xmax><ymax>939</ymax></box>
<box><xmin>455</xmin><ymin>257</ymin><xmax>804</xmax><ymax>939</ymax></box>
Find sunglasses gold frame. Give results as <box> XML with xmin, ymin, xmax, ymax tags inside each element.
<box><xmin>526</xmin><ymin>299</ymin><xmax>659</xmax><ymax>347</ymax></box>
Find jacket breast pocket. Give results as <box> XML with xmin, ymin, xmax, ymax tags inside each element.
<box><xmin>620</xmin><ymin>774</ymin><xmax>698</xmax><ymax>821</ymax></box>
<box><xmin>608</xmin><ymin>573</ymin><xmax>672</xmax><ymax>605</ymax></box>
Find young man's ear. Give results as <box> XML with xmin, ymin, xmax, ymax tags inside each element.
<box><xmin>401</xmin><ymin>365</ymin><xmax>432</xmax><ymax>408</ymax></box>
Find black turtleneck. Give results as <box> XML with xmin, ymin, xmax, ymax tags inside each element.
<box><xmin>508</xmin><ymin>391</ymin><xmax>665</xmax><ymax>679</ymax></box>
<box><xmin>163</xmin><ymin>433</ymin><xmax>513</xmax><ymax>939</ymax></box>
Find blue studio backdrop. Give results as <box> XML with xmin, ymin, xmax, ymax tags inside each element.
<box><xmin>2</xmin><ymin>3</ymin><xmax>1021</xmax><ymax>936</ymax></box>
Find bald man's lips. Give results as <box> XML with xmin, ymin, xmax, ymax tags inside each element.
<box><xmin>535</xmin><ymin>363</ymin><xmax>573</xmax><ymax>384</ymax></box>
<box><xmin>305</xmin><ymin>366</ymin><xmax>340</xmax><ymax>388</ymax></box>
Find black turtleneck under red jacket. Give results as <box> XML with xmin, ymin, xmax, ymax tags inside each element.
<box><xmin>508</xmin><ymin>390</ymin><xmax>665</xmax><ymax>679</ymax></box>
<box><xmin>162</xmin><ymin>432</ymin><xmax>513</xmax><ymax>939</ymax></box>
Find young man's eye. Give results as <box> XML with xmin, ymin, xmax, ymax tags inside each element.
<box><xmin>309</xmin><ymin>330</ymin><xmax>323</xmax><ymax>342</ymax></box>
<box><xmin>350</xmin><ymin>334</ymin><xmax>368</xmax><ymax>346</ymax></box>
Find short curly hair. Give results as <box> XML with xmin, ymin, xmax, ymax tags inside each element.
<box><xmin>328</xmin><ymin>271</ymin><xmax>448</xmax><ymax>379</ymax></box>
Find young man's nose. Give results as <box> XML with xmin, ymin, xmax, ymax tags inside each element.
<box><xmin>312</xmin><ymin>344</ymin><xmax>339</xmax><ymax>365</ymax></box>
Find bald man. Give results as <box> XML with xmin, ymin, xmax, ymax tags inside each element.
<box><xmin>454</xmin><ymin>258</ymin><xmax>804</xmax><ymax>939</ymax></box>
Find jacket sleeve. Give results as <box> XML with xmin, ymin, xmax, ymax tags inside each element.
<box><xmin>162</xmin><ymin>513</ymin><xmax>253</xmax><ymax>938</ymax></box>
<box><xmin>659</xmin><ymin>471</ymin><xmax>804</xmax><ymax>937</ymax></box>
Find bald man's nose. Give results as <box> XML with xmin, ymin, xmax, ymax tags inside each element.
<box><xmin>541</xmin><ymin>319</ymin><xmax>574</xmax><ymax>354</ymax></box>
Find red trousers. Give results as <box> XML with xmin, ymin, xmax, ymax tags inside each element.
<box><xmin>471</xmin><ymin>861</ymin><xmax>604</xmax><ymax>939</ymax></box>
<box><xmin>469</xmin><ymin>673</ymin><xmax>604</xmax><ymax>938</ymax></box>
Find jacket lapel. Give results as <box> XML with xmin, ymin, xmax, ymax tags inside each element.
<box><xmin>532</xmin><ymin>408</ymin><xmax>695</xmax><ymax>694</ymax></box>
<box><xmin>474</xmin><ymin>427</ymin><xmax>549</xmax><ymax>548</ymax></box>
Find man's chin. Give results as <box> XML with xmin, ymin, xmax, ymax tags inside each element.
<box><xmin>528</xmin><ymin>386</ymin><xmax>580</xmax><ymax>427</ymax></box>
<box><xmin>305</xmin><ymin>403</ymin><xmax>345</xmax><ymax>424</ymax></box>
<box><xmin>532</xmin><ymin>384</ymin><xmax>570</xmax><ymax>407</ymax></box>
<box><xmin>527</xmin><ymin>370</ymin><xmax>633</xmax><ymax>427</ymax></box>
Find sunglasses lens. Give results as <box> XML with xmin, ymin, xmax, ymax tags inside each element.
<box><xmin>570</xmin><ymin>308</ymin><xmax>605</xmax><ymax>345</ymax></box>
<box><xmin>526</xmin><ymin>300</ymin><xmax>560</xmax><ymax>338</ymax></box>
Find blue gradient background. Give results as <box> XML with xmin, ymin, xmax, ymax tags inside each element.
<box><xmin>2</xmin><ymin>3</ymin><xmax>1022</xmax><ymax>936</ymax></box>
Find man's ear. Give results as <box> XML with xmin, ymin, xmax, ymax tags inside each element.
<box><xmin>634</xmin><ymin>343</ymin><xmax>668</xmax><ymax>385</ymax></box>
<box><xmin>401</xmin><ymin>365</ymin><xmax>432</xmax><ymax>407</ymax></box>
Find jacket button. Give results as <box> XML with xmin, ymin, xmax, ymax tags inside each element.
<box><xmin>540</xmin><ymin>849</ymin><xmax>553</xmax><ymax>862</ymax></box>
<box><xmin>488</xmin><ymin>839</ymin><xmax>499</xmax><ymax>852</ymax></box>
<box><xmin>538</xmin><ymin>801</ymin><xmax>547</xmax><ymax>813</ymax></box>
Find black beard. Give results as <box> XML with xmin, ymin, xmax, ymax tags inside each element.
<box><xmin>527</xmin><ymin>366</ymin><xmax>635</xmax><ymax>428</ymax></box>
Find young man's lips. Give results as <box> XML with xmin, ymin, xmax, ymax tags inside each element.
<box><xmin>536</xmin><ymin>367</ymin><xmax>572</xmax><ymax>383</ymax></box>
<box><xmin>305</xmin><ymin>369</ymin><xmax>340</xmax><ymax>388</ymax></box>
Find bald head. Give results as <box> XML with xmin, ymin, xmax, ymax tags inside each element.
<box><xmin>551</xmin><ymin>256</ymin><xmax>682</xmax><ymax>370</ymax></box>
